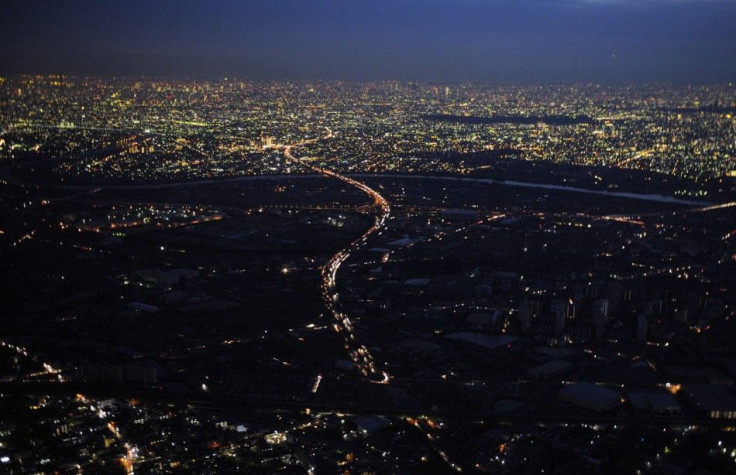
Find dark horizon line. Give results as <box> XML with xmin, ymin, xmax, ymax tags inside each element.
<box><xmin>3</xmin><ymin>72</ymin><xmax>735</xmax><ymax>88</ymax></box>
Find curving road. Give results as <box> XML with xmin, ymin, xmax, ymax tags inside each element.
<box><xmin>283</xmin><ymin>139</ymin><xmax>391</xmax><ymax>382</ymax></box>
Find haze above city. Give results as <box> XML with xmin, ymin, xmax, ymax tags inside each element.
<box><xmin>2</xmin><ymin>0</ymin><xmax>735</xmax><ymax>83</ymax></box>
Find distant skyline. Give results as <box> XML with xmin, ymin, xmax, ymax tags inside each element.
<box><xmin>1</xmin><ymin>0</ymin><xmax>735</xmax><ymax>83</ymax></box>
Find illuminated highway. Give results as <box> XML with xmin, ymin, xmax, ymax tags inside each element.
<box><xmin>283</xmin><ymin>136</ymin><xmax>391</xmax><ymax>382</ymax></box>
<box><xmin>348</xmin><ymin>173</ymin><xmax>713</xmax><ymax>207</ymax></box>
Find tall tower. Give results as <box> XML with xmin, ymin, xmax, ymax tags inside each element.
<box><xmin>552</xmin><ymin>299</ymin><xmax>567</xmax><ymax>336</ymax></box>
<box><xmin>519</xmin><ymin>300</ymin><xmax>531</xmax><ymax>333</ymax></box>
<box><xmin>592</xmin><ymin>298</ymin><xmax>609</xmax><ymax>339</ymax></box>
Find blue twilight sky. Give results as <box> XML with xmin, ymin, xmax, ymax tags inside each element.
<box><xmin>1</xmin><ymin>0</ymin><xmax>734</xmax><ymax>83</ymax></box>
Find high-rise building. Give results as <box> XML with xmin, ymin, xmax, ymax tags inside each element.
<box><xmin>592</xmin><ymin>298</ymin><xmax>609</xmax><ymax>338</ymax></box>
<box><xmin>552</xmin><ymin>299</ymin><xmax>567</xmax><ymax>336</ymax></box>
<box><xmin>519</xmin><ymin>299</ymin><xmax>541</xmax><ymax>333</ymax></box>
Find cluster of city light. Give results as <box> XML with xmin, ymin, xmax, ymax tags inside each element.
<box><xmin>3</xmin><ymin>78</ymin><xmax>735</xmax><ymax>184</ymax></box>
<box><xmin>1</xmin><ymin>339</ymin><xmax>64</xmax><ymax>382</ymax></box>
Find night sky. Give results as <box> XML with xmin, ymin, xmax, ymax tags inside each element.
<box><xmin>1</xmin><ymin>0</ymin><xmax>735</xmax><ymax>83</ymax></box>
